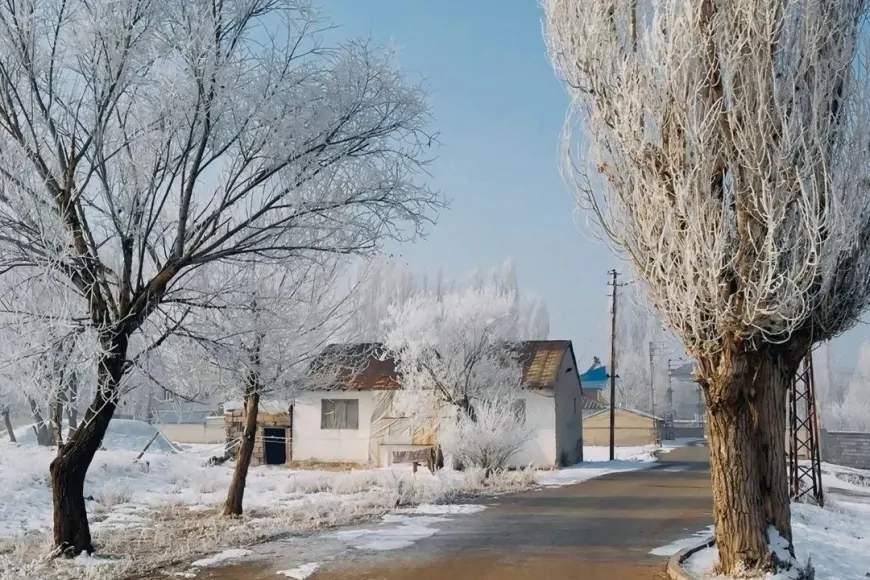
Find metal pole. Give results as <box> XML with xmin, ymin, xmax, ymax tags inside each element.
<box><xmin>608</xmin><ymin>269</ymin><xmax>620</xmax><ymax>461</ymax></box>
<box><xmin>649</xmin><ymin>342</ymin><xmax>655</xmax><ymax>416</ymax></box>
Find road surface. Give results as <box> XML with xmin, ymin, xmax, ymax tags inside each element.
<box><xmin>195</xmin><ymin>444</ymin><xmax>712</xmax><ymax>580</ymax></box>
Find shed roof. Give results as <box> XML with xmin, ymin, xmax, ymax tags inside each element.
<box><xmin>308</xmin><ymin>340</ymin><xmax>579</xmax><ymax>392</ymax></box>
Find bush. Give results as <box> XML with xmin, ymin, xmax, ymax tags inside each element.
<box><xmin>440</xmin><ymin>397</ymin><xmax>533</xmax><ymax>475</ymax></box>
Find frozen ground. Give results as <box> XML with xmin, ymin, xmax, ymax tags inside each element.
<box><xmin>0</xmin><ymin>432</ymin><xmax>673</xmax><ymax>580</ymax></box>
<box><xmin>667</xmin><ymin>462</ymin><xmax>870</xmax><ymax>580</ymax></box>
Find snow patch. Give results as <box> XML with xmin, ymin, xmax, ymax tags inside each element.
<box><xmin>536</xmin><ymin>445</ymin><xmax>659</xmax><ymax>487</ymax></box>
<box><xmin>277</xmin><ymin>562</ymin><xmax>320</xmax><ymax>579</ymax></box>
<box><xmin>650</xmin><ymin>525</ymin><xmax>713</xmax><ymax>556</ymax></box>
<box><xmin>682</xmin><ymin>496</ymin><xmax>870</xmax><ymax>579</ymax></box>
<box><xmin>190</xmin><ymin>549</ymin><xmax>251</xmax><ymax>568</ymax></box>
<box><xmin>328</xmin><ymin>514</ymin><xmax>446</xmax><ymax>551</ymax></box>
<box><xmin>400</xmin><ymin>504</ymin><xmax>486</xmax><ymax>515</ymax></box>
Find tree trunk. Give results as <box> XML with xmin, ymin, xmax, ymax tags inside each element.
<box><xmin>2</xmin><ymin>408</ymin><xmax>15</xmax><ymax>442</ymax></box>
<box><xmin>750</xmin><ymin>354</ymin><xmax>794</xmax><ymax>545</ymax></box>
<box><xmin>51</xmin><ymin>389</ymin><xmax>65</xmax><ymax>449</ymax></box>
<box><xmin>223</xmin><ymin>390</ymin><xmax>260</xmax><ymax>517</ymax></box>
<box><xmin>28</xmin><ymin>396</ymin><xmax>53</xmax><ymax>446</ymax></box>
<box><xmin>66</xmin><ymin>370</ymin><xmax>79</xmax><ymax>435</ymax></box>
<box><xmin>50</xmin><ymin>337</ymin><xmax>127</xmax><ymax>556</ymax></box>
<box><xmin>703</xmin><ymin>349</ymin><xmax>797</xmax><ymax>576</ymax></box>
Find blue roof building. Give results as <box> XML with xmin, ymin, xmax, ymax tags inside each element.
<box><xmin>579</xmin><ymin>361</ymin><xmax>608</xmax><ymax>391</ymax></box>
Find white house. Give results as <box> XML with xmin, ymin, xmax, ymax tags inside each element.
<box><xmin>288</xmin><ymin>340</ymin><xmax>585</xmax><ymax>468</ymax></box>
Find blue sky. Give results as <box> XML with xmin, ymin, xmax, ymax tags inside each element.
<box><xmin>321</xmin><ymin>0</ymin><xmax>868</xmax><ymax>373</ymax></box>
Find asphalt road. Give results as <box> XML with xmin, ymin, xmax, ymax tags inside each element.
<box><xmin>198</xmin><ymin>444</ymin><xmax>713</xmax><ymax>580</ymax></box>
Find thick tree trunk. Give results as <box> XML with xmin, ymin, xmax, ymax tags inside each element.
<box><xmin>223</xmin><ymin>390</ymin><xmax>260</xmax><ymax>517</ymax></box>
<box><xmin>2</xmin><ymin>408</ymin><xmax>15</xmax><ymax>442</ymax></box>
<box><xmin>703</xmin><ymin>349</ymin><xmax>798</xmax><ymax>576</ymax></box>
<box><xmin>50</xmin><ymin>338</ymin><xmax>127</xmax><ymax>556</ymax></box>
<box><xmin>750</xmin><ymin>355</ymin><xmax>793</xmax><ymax>545</ymax></box>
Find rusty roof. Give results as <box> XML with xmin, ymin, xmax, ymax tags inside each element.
<box><xmin>310</xmin><ymin>340</ymin><xmax>577</xmax><ymax>392</ymax></box>
<box><xmin>513</xmin><ymin>340</ymin><xmax>574</xmax><ymax>390</ymax></box>
<box><xmin>308</xmin><ymin>342</ymin><xmax>401</xmax><ymax>391</ymax></box>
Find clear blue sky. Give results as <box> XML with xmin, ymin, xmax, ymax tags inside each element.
<box><xmin>322</xmin><ymin>0</ymin><xmax>867</xmax><ymax>373</ymax></box>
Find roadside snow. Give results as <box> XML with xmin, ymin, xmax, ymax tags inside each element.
<box><xmin>190</xmin><ymin>549</ymin><xmax>252</xmax><ymax>568</ymax></box>
<box><xmin>536</xmin><ymin>444</ymin><xmax>660</xmax><ymax>487</ymax></box>
<box><xmin>278</xmin><ymin>562</ymin><xmax>320</xmax><ymax>579</ymax></box>
<box><xmin>650</xmin><ymin>525</ymin><xmax>714</xmax><ymax>556</ymax></box>
<box><xmin>681</xmin><ymin>483</ymin><xmax>870</xmax><ymax>579</ymax></box>
<box><xmin>0</xmin><ymin>441</ymin><xmax>675</xmax><ymax>579</ymax></box>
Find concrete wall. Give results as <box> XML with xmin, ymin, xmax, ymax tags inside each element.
<box><xmin>157</xmin><ymin>420</ymin><xmax>224</xmax><ymax>444</ymax></box>
<box><xmin>507</xmin><ymin>391</ymin><xmax>557</xmax><ymax>468</ymax></box>
<box><xmin>553</xmin><ymin>350</ymin><xmax>583</xmax><ymax>466</ymax></box>
<box><xmin>292</xmin><ymin>391</ymin><xmax>373</xmax><ymax>464</ymax></box>
<box><xmin>821</xmin><ymin>429</ymin><xmax>870</xmax><ymax>469</ymax></box>
<box><xmin>671</xmin><ymin>426</ymin><xmax>705</xmax><ymax>440</ymax></box>
<box><xmin>583</xmin><ymin>409</ymin><xmax>657</xmax><ymax>447</ymax></box>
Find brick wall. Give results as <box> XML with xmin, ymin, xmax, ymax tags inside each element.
<box><xmin>820</xmin><ymin>429</ymin><xmax>870</xmax><ymax>469</ymax></box>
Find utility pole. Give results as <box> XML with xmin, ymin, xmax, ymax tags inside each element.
<box><xmin>665</xmin><ymin>358</ymin><xmax>674</xmax><ymax>416</ymax></box>
<box><xmin>649</xmin><ymin>341</ymin><xmax>668</xmax><ymax>444</ymax></box>
<box><xmin>607</xmin><ymin>269</ymin><xmax>625</xmax><ymax>461</ymax></box>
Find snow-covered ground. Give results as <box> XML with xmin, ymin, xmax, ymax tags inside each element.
<box><xmin>670</xmin><ymin>462</ymin><xmax>870</xmax><ymax>580</ymax></box>
<box><xmin>0</xmin><ymin>435</ymin><xmax>668</xmax><ymax>580</ymax></box>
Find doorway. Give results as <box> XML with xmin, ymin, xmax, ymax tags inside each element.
<box><xmin>263</xmin><ymin>427</ymin><xmax>287</xmax><ymax>465</ymax></box>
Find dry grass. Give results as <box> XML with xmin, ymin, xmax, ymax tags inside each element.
<box><xmin>283</xmin><ymin>459</ymin><xmax>366</xmax><ymax>471</ymax></box>
<box><xmin>0</xmin><ymin>467</ymin><xmax>537</xmax><ymax>580</ymax></box>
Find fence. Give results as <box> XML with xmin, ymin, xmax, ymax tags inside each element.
<box><xmin>820</xmin><ymin>429</ymin><xmax>870</xmax><ymax>469</ymax></box>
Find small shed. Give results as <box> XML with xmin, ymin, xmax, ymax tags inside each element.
<box><xmin>583</xmin><ymin>407</ymin><xmax>667</xmax><ymax>447</ymax></box>
<box><xmin>224</xmin><ymin>400</ymin><xmax>293</xmax><ymax>466</ymax></box>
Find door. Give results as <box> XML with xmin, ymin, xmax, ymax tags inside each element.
<box><xmin>263</xmin><ymin>427</ymin><xmax>287</xmax><ymax>465</ymax></box>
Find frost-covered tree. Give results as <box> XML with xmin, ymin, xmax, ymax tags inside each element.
<box><xmin>612</xmin><ymin>284</ymin><xmax>672</xmax><ymax>413</ymax></box>
<box><xmin>161</xmin><ymin>259</ymin><xmax>356</xmax><ymax>516</ymax></box>
<box><xmin>0</xmin><ymin>0</ymin><xmax>441</xmax><ymax>555</ymax></box>
<box><xmin>383</xmin><ymin>281</ymin><xmax>542</xmax><ymax>442</ymax></box>
<box><xmin>0</xmin><ymin>271</ymin><xmax>91</xmax><ymax>447</ymax></box>
<box><xmin>823</xmin><ymin>340</ymin><xmax>870</xmax><ymax>431</ymax></box>
<box><xmin>543</xmin><ymin>0</ymin><xmax>870</xmax><ymax>574</ymax></box>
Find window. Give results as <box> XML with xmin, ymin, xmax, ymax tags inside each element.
<box><xmin>511</xmin><ymin>399</ymin><xmax>527</xmax><ymax>425</ymax></box>
<box><xmin>321</xmin><ymin>399</ymin><xmax>359</xmax><ymax>430</ymax></box>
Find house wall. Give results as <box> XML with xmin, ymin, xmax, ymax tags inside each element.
<box><xmin>508</xmin><ymin>392</ymin><xmax>557</xmax><ymax>468</ymax></box>
<box><xmin>583</xmin><ymin>409</ymin><xmax>657</xmax><ymax>447</ymax></box>
<box><xmin>292</xmin><ymin>390</ymin><xmax>373</xmax><ymax>465</ymax></box>
<box><xmin>553</xmin><ymin>351</ymin><xmax>583</xmax><ymax>466</ymax></box>
<box><xmin>157</xmin><ymin>420</ymin><xmax>224</xmax><ymax>444</ymax></box>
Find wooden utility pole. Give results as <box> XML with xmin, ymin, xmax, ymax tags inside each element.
<box><xmin>607</xmin><ymin>269</ymin><xmax>624</xmax><ymax>461</ymax></box>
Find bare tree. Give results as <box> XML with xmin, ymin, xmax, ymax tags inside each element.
<box><xmin>543</xmin><ymin>0</ymin><xmax>870</xmax><ymax>575</ymax></box>
<box><xmin>0</xmin><ymin>0</ymin><xmax>440</xmax><ymax>556</ymax></box>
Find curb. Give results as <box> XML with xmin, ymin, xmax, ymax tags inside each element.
<box><xmin>666</xmin><ymin>536</ymin><xmax>715</xmax><ymax>580</ymax></box>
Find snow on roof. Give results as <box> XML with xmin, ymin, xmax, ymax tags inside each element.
<box><xmin>14</xmin><ymin>419</ymin><xmax>180</xmax><ymax>453</ymax></box>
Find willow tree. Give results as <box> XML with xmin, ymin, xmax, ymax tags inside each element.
<box><xmin>542</xmin><ymin>0</ymin><xmax>870</xmax><ymax>575</ymax></box>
